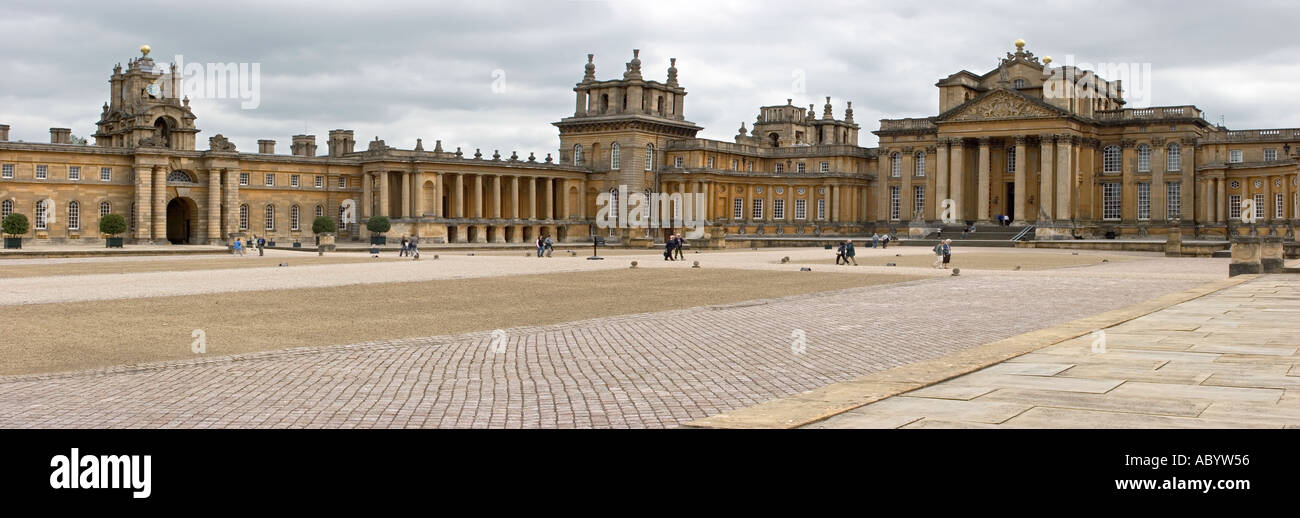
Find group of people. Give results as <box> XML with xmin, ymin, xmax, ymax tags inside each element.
<box><xmin>663</xmin><ymin>234</ymin><xmax>687</xmax><ymax>260</ymax></box>
<box><xmin>229</xmin><ymin>235</ymin><xmax>266</xmax><ymax>256</ymax></box>
<box><xmin>536</xmin><ymin>235</ymin><xmax>554</xmax><ymax>257</ymax></box>
<box><xmin>933</xmin><ymin>239</ymin><xmax>953</xmax><ymax>268</ymax></box>
<box><xmin>869</xmin><ymin>232</ymin><xmax>893</xmax><ymax>249</ymax></box>
<box><xmin>399</xmin><ymin>235</ymin><xmax>421</xmax><ymax>259</ymax></box>
<box><xmin>834</xmin><ymin>240</ymin><xmax>857</xmax><ymax>265</ymax></box>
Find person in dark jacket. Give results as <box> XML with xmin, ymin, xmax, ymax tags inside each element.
<box><xmin>673</xmin><ymin>233</ymin><xmax>685</xmax><ymax>260</ymax></box>
<box><xmin>835</xmin><ymin>241</ymin><xmax>847</xmax><ymax>265</ymax></box>
<box><xmin>664</xmin><ymin>235</ymin><xmax>675</xmax><ymax>261</ymax></box>
<box><xmin>844</xmin><ymin>240</ymin><xmax>857</xmax><ymax>265</ymax></box>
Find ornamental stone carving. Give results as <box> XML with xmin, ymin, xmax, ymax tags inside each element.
<box><xmin>947</xmin><ymin>91</ymin><xmax>1056</xmax><ymax>122</ymax></box>
<box><xmin>208</xmin><ymin>134</ymin><xmax>236</xmax><ymax>152</ymax></box>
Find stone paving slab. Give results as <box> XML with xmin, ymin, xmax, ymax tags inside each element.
<box><xmin>802</xmin><ymin>275</ymin><xmax>1300</xmax><ymax>429</ymax></box>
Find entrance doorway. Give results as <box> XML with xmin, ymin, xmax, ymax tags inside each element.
<box><xmin>166</xmin><ymin>197</ymin><xmax>197</xmax><ymax>244</ymax></box>
<box><xmin>1005</xmin><ymin>183</ymin><xmax>1016</xmax><ymax>223</ymax></box>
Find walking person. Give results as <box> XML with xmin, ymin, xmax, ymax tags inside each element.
<box><xmin>256</xmin><ymin>235</ymin><xmax>266</xmax><ymax>256</ymax></box>
<box><xmin>232</xmin><ymin>238</ymin><xmax>245</xmax><ymax>256</ymax></box>
<box><xmin>544</xmin><ymin>235</ymin><xmax>554</xmax><ymax>257</ymax></box>
<box><xmin>871</xmin><ymin>232</ymin><xmax>880</xmax><ymax>248</ymax></box>
<box><xmin>942</xmin><ymin>239</ymin><xmax>953</xmax><ymax>269</ymax></box>
<box><xmin>835</xmin><ymin>240</ymin><xmax>846</xmax><ymax>265</ymax></box>
<box><xmin>664</xmin><ymin>234</ymin><xmax>674</xmax><ymax>261</ymax></box>
<box><xmin>673</xmin><ymin>233</ymin><xmax>685</xmax><ymax>260</ymax></box>
<box><xmin>536</xmin><ymin>235</ymin><xmax>544</xmax><ymax>257</ymax></box>
<box><xmin>932</xmin><ymin>240</ymin><xmax>945</xmax><ymax>268</ymax></box>
<box><xmin>399</xmin><ymin>235</ymin><xmax>409</xmax><ymax>257</ymax></box>
<box><xmin>881</xmin><ymin>233</ymin><xmax>890</xmax><ymax>249</ymax></box>
<box><xmin>845</xmin><ymin>239</ymin><xmax>857</xmax><ymax>265</ymax></box>
<box><xmin>409</xmin><ymin>238</ymin><xmax>420</xmax><ymax>260</ymax></box>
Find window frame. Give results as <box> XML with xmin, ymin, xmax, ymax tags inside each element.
<box><xmin>1137</xmin><ymin>144</ymin><xmax>1151</xmax><ymax>172</ymax></box>
<box><xmin>265</xmin><ymin>173</ymin><xmax>275</xmax><ymax>187</ymax></box>
<box><xmin>1102</xmin><ymin>182</ymin><xmax>1122</xmax><ymax>220</ymax></box>
<box><xmin>69</xmin><ymin>166</ymin><xmax>81</xmax><ymax>181</ymax></box>
<box><xmin>1137</xmin><ymin>182</ymin><xmax>1151</xmax><ymax>220</ymax></box>
<box><xmin>751</xmin><ymin>198</ymin><xmax>763</xmax><ymax>220</ymax></box>
<box><xmin>1103</xmin><ymin>146</ymin><xmax>1121</xmax><ymax>173</ymax></box>
<box><xmin>239</xmin><ymin>173</ymin><xmax>250</xmax><ymax>186</ymax></box>
<box><xmin>794</xmin><ymin>198</ymin><xmax>806</xmax><ymax>220</ymax></box>
<box><xmin>36</xmin><ymin>165</ymin><xmax>47</xmax><ymax>180</ymax></box>
<box><xmin>733</xmin><ymin>198</ymin><xmax>744</xmax><ymax>220</ymax></box>
<box><xmin>889</xmin><ymin>185</ymin><xmax>900</xmax><ymax>221</ymax></box>
<box><xmin>67</xmin><ymin>201</ymin><xmax>80</xmax><ymax>230</ymax></box>
<box><xmin>100</xmin><ymin>167</ymin><xmax>112</xmax><ymax>181</ymax></box>
<box><xmin>773</xmin><ymin>198</ymin><xmax>785</xmax><ymax>219</ymax></box>
<box><xmin>264</xmin><ymin>204</ymin><xmax>275</xmax><ymax>230</ymax></box>
<box><xmin>1166</xmin><ymin>181</ymin><xmax>1181</xmax><ymax>218</ymax></box>
<box><xmin>1</xmin><ymin>164</ymin><xmax>12</xmax><ymax>179</ymax></box>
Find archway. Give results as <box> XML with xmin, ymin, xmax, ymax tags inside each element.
<box><xmin>154</xmin><ymin>117</ymin><xmax>174</xmax><ymax>148</ymax></box>
<box><xmin>166</xmin><ymin>197</ymin><xmax>197</xmax><ymax>244</ymax></box>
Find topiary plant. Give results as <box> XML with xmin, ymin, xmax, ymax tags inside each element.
<box><xmin>98</xmin><ymin>213</ymin><xmax>127</xmax><ymax>236</ymax></box>
<box><xmin>312</xmin><ymin>215</ymin><xmax>337</xmax><ymax>234</ymax></box>
<box><xmin>2</xmin><ymin>213</ymin><xmax>29</xmax><ymax>236</ymax></box>
<box><xmin>366</xmin><ymin>215</ymin><xmax>390</xmax><ymax>234</ymax></box>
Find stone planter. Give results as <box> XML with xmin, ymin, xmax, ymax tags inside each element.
<box><xmin>3</xmin><ymin>237</ymin><xmax>21</xmax><ymax>249</ymax></box>
<box><xmin>316</xmin><ymin>233</ymin><xmax>336</xmax><ymax>252</ymax></box>
<box><xmin>105</xmin><ymin>237</ymin><xmax>124</xmax><ymax>248</ymax></box>
<box><xmin>370</xmin><ymin>235</ymin><xmax>387</xmax><ymax>245</ymax></box>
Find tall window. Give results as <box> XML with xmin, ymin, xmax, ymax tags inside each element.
<box><xmin>35</xmin><ymin>200</ymin><xmax>47</xmax><ymax>229</ymax></box>
<box><xmin>889</xmin><ymin>186</ymin><xmax>900</xmax><ymax>220</ymax></box>
<box><xmin>1265</xmin><ymin>149</ymin><xmax>1277</xmax><ymax>161</ymax></box>
<box><xmin>264</xmin><ymin>204</ymin><xmax>275</xmax><ymax>230</ymax></box>
<box><xmin>1277</xmin><ymin>193</ymin><xmax>1286</xmax><ymax>219</ymax></box>
<box><xmin>1229</xmin><ymin>150</ymin><xmax>1243</xmax><ymax>163</ymax></box>
<box><xmin>99</xmin><ymin>201</ymin><xmax>111</xmax><ymax>217</ymax></box>
<box><xmin>794</xmin><ymin>199</ymin><xmax>807</xmax><ymax>220</ymax></box>
<box><xmin>338</xmin><ymin>176</ymin><xmax>348</xmax><ymax>188</ymax></box>
<box><xmin>752</xmin><ymin>198</ymin><xmax>763</xmax><ymax>220</ymax></box>
<box><xmin>314</xmin><ymin>175</ymin><xmax>323</xmax><ymax>188</ymax></box>
<box><xmin>1103</xmin><ymin>146</ymin><xmax>1121</xmax><ymax>173</ymax></box>
<box><xmin>1254</xmin><ymin>194</ymin><xmax>1265</xmax><ymax>219</ymax></box>
<box><xmin>36</xmin><ymin>165</ymin><xmax>47</xmax><ymax>179</ymax></box>
<box><xmin>1137</xmin><ymin>144</ymin><xmax>1151</xmax><ymax>172</ymax></box>
<box><xmin>1</xmin><ymin>164</ymin><xmax>12</xmax><ymax>178</ymax></box>
<box><xmin>573</xmin><ymin>144</ymin><xmax>584</xmax><ymax>166</ymax></box>
<box><xmin>265</xmin><ymin>173</ymin><xmax>275</xmax><ymax>186</ymax></box>
<box><xmin>315</xmin><ymin>205</ymin><xmax>324</xmax><ymax>219</ymax></box>
<box><xmin>290</xmin><ymin>205</ymin><xmax>300</xmax><ymax>231</ymax></box>
<box><xmin>820</xmin><ymin>161</ymin><xmax>829</xmax><ymax>173</ymax></box>
<box><xmin>674</xmin><ymin>156</ymin><xmax>683</xmax><ymax>168</ymax></box>
<box><xmin>890</xmin><ymin>152</ymin><xmax>901</xmax><ymax>177</ymax></box>
<box><xmin>130</xmin><ymin>203</ymin><xmax>136</xmax><ymax>230</ymax></box>
<box><xmin>1005</xmin><ymin>147</ymin><xmax>1016</xmax><ymax>173</ymax></box>
<box><xmin>707</xmin><ymin>157</ymin><xmax>715</xmax><ymax>169</ymax></box>
<box><xmin>69</xmin><ymin>166</ymin><xmax>80</xmax><ymax>181</ymax></box>
<box><xmin>732</xmin><ymin>159</ymin><xmax>739</xmax><ymax>171</ymax></box>
<box><xmin>291</xmin><ymin>175</ymin><xmax>300</xmax><ymax>188</ymax></box>
<box><xmin>1166</xmin><ymin>143</ymin><xmax>1181</xmax><ymax>171</ymax></box>
<box><xmin>100</xmin><ymin>167</ymin><xmax>112</xmax><ymax>181</ymax></box>
<box><xmin>915</xmin><ymin>152</ymin><xmax>926</xmax><ymax>176</ymax></box>
<box><xmin>1</xmin><ymin>199</ymin><xmax>12</xmax><ymax>218</ymax></box>
<box><xmin>239</xmin><ymin>204</ymin><xmax>249</xmax><ymax>230</ymax></box>
<box><xmin>1228</xmin><ymin>195</ymin><xmax>1241</xmax><ymax>219</ymax></box>
<box><xmin>817</xmin><ymin>199</ymin><xmax>826</xmax><ymax>220</ymax></box>
<box><xmin>1166</xmin><ymin>182</ymin><xmax>1181</xmax><ymax>218</ymax></box>
<box><xmin>67</xmin><ymin>201</ymin><xmax>80</xmax><ymax>230</ymax></box>
<box><xmin>747</xmin><ymin>162</ymin><xmax>753</xmax><ymax>172</ymax></box>
<box><xmin>239</xmin><ymin>173</ymin><xmax>249</xmax><ymax>186</ymax></box>
<box><xmin>644</xmin><ymin>144</ymin><xmax>654</xmax><ymax>171</ymax></box>
<box><xmin>1137</xmin><ymin>182</ymin><xmax>1150</xmax><ymax>220</ymax></box>
<box><xmin>913</xmin><ymin>185</ymin><xmax>925</xmax><ymax>219</ymax></box>
<box><xmin>338</xmin><ymin>205</ymin><xmax>347</xmax><ymax>230</ymax></box>
<box><xmin>608</xmin><ymin>188</ymin><xmax>619</xmax><ymax>219</ymax></box>
<box><xmin>610</xmin><ymin>143</ymin><xmax>620</xmax><ymax>169</ymax></box>
<box><xmin>733</xmin><ymin>198</ymin><xmax>743</xmax><ymax>219</ymax></box>
<box><xmin>773</xmin><ymin>199</ymin><xmax>785</xmax><ymax>219</ymax></box>
<box><xmin>774</xmin><ymin>163</ymin><xmax>784</xmax><ymax>173</ymax></box>
<box><xmin>1102</xmin><ymin>182</ymin><xmax>1121</xmax><ymax>220</ymax></box>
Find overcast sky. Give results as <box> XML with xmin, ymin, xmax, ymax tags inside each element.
<box><xmin>3</xmin><ymin>0</ymin><xmax>1299</xmax><ymax>154</ymax></box>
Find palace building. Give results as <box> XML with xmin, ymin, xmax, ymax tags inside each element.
<box><xmin>1</xmin><ymin>41</ymin><xmax>1297</xmax><ymax>246</ymax></box>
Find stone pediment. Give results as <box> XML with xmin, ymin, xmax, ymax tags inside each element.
<box><xmin>941</xmin><ymin>89</ymin><xmax>1062</xmax><ymax>122</ymax></box>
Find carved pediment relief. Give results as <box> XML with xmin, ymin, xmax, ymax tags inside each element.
<box><xmin>945</xmin><ymin>91</ymin><xmax>1059</xmax><ymax>122</ymax></box>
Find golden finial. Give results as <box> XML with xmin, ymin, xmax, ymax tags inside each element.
<box><xmin>140</xmin><ymin>44</ymin><xmax>151</xmax><ymax>56</ymax></box>
<box><xmin>1014</xmin><ymin>39</ymin><xmax>1026</xmax><ymax>50</ymax></box>
<box><xmin>1043</xmin><ymin>56</ymin><xmax>1052</xmax><ymax>65</ymax></box>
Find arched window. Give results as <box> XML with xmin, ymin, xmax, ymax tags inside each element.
<box><xmin>1137</xmin><ymin>144</ymin><xmax>1151</xmax><ymax>172</ymax></box>
<box><xmin>100</xmin><ymin>201</ymin><xmax>111</xmax><ymax>217</ymax></box>
<box><xmin>607</xmin><ymin>188</ymin><xmax>619</xmax><ymax>236</ymax></box>
<box><xmin>264</xmin><ymin>204</ymin><xmax>275</xmax><ymax>230</ymax></box>
<box><xmin>68</xmin><ymin>201</ymin><xmax>80</xmax><ymax>230</ymax></box>
<box><xmin>915</xmin><ymin>152</ymin><xmax>926</xmax><ymax>177</ymax></box>
<box><xmin>890</xmin><ymin>152</ymin><xmax>901</xmax><ymax>177</ymax></box>
<box><xmin>1167</xmin><ymin>143</ymin><xmax>1181</xmax><ymax>171</ymax></box>
<box><xmin>239</xmin><ymin>204</ymin><xmax>249</xmax><ymax>230</ymax></box>
<box><xmin>338</xmin><ymin>205</ymin><xmax>347</xmax><ymax>230</ymax></box>
<box><xmin>610</xmin><ymin>143</ymin><xmax>620</xmax><ymax>169</ymax></box>
<box><xmin>769</xmin><ymin>132</ymin><xmax>780</xmax><ymax>147</ymax></box>
<box><xmin>1103</xmin><ymin>145</ymin><xmax>1121</xmax><ymax>173</ymax></box>
<box><xmin>35</xmin><ymin>200</ymin><xmax>47</xmax><ymax>230</ymax></box>
<box><xmin>1013</xmin><ymin>79</ymin><xmax>1026</xmax><ymax>88</ymax></box>
<box><xmin>314</xmin><ymin>204</ymin><xmax>324</xmax><ymax>219</ymax></box>
<box><xmin>573</xmin><ymin>144</ymin><xmax>584</xmax><ymax>166</ymax></box>
<box><xmin>1006</xmin><ymin>147</ymin><xmax>1016</xmax><ymax>173</ymax></box>
<box><xmin>645</xmin><ymin>144</ymin><xmax>654</xmax><ymax>171</ymax></box>
<box><xmin>290</xmin><ymin>205</ymin><xmax>300</xmax><ymax>231</ymax></box>
<box><xmin>1</xmin><ymin>199</ymin><xmax>12</xmax><ymax>219</ymax></box>
<box><xmin>166</xmin><ymin>170</ymin><xmax>194</xmax><ymax>183</ymax></box>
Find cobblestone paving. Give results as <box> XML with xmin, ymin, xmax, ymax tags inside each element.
<box><xmin>809</xmin><ymin>275</ymin><xmax>1300</xmax><ymax>429</ymax></box>
<box><xmin>0</xmin><ymin>270</ymin><xmax>1207</xmax><ymax>428</ymax></box>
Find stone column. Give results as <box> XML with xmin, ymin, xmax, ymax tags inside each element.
<box><xmin>765</xmin><ymin>184</ymin><xmax>774</xmax><ymax>222</ymax></box>
<box><xmin>378</xmin><ymin>171</ymin><xmax>390</xmax><ymax>217</ymax></box>
<box><xmin>511</xmin><ymin>176</ymin><xmax>520</xmax><ymax>219</ymax></box>
<box><xmin>1055</xmin><ymin>135</ymin><xmax>1073</xmax><ymax>221</ymax></box>
<box><xmin>901</xmin><ymin>148</ymin><xmax>914</xmax><ymax>221</ymax></box>
<box><xmin>414</xmin><ymin>171</ymin><xmax>425</xmax><ymax>218</ymax></box>
<box><xmin>223</xmin><ymin>168</ymin><xmax>240</xmax><ymax>238</ymax></box>
<box><xmin>545</xmin><ymin>177</ymin><xmax>554</xmax><ymax>220</ymax></box>
<box><xmin>1183</xmin><ymin>140</ymin><xmax>1197</xmax><ymax>222</ymax></box>
<box><xmin>1151</xmin><ymin>145</ymin><xmax>1166</xmax><ymax>222</ymax></box>
<box><xmin>152</xmin><ymin>166</ymin><xmax>166</xmax><ymax>243</ymax></box>
<box><xmin>133</xmin><ymin>166</ymin><xmax>152</xmax><ymax>241</ymax></box>
<box><xmin>207</xmin><ymin>169</ymin><xmax>221</xmax><ymax>243</ymax></box>
<box><xmin>1121</xmin><ymin>140</ymin><xmax>1136</xmax><ymax>223</ymax></box>
<box><xmin>935</xmin><ymin>140</ymin><xmax>949</xmax><ymax>213</ymax></box>
<box><xmin>528</xmin><ymin>177</ymin><xmax>537</xmax><ymax>219</ymax></box>
<box><xmin>491</xmin><ymin>175</ymin><xmax>502</xmax><ymax>219</ymax></box>
<box><xmin>453</xmin><ymin>173</ymin><xmax>464</xmax><ymax>218</ymax></box>
<box><xmin>1013</xmin><ymin>136</ymin><xmax>1027</xmax><ymax>224</ymax></box>
<box><xmin>472</xmin><ymin>174</ymin><xmax>483</xmax><ymax>218</ymax></box>
<box><xmin>1216</xmin><ymin>177</ymin><xmax>1226</xmax><ymax>223</ymax></box>
<box><xmin>362</xmin><ymin>172</ymin><xmax>372</xmax><ymax>221</ymax></box>
<box><xmin>401</xmin><ymin>171</ymin><xmax>411</xmax><ymax>218</ymax></box>
<box><xmin>1038</xmin><ymin>135</ymin><xmax>1054</xmax><ymax>221</ymax></box>
<box><xmin>785</xmin><ymin>183</ymin><xmax>793</xmax><ymax>222</ymax></box>
<box><xmin>977</xmin><ymin>137</ymin><xmax>991</xmax><ymax>223</ymax></box>
<box><xmin>950</xmin><ymin>139</ymin><xmax>966</xmax><ymax>222</ymax></box>
<box><xmin>831</xmin><ymin>185</ymin><xmax>840</xmax><ymax>222</ymax></box>
<box><xmin>431</xmin><ymin>172</ymin><xmax>442</xmax><ymax>218</ymax></box>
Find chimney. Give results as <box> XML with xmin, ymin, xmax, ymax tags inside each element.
<box><xmin>50</xmin><ymin>127</ymin><xmax>72</xmax><ymax>144</ymax></box>
<box><xmin>328</xmin><ymin>129</ymin><xmax>355</xmax><ymax>157</ymax></box>
<box><xmin>291</xmin><ymin>135</ymin><xmax>317</xmax><ymax>157</ymax></box>
<box><xmin>258</xmin><ymin>139</ymin><xmax>276</xmax><ymax>154</ymax></box>
<box><xmin>0</xmin><ymin>124</ymin><xmax>9</xmax><ymax>141</ymax></box>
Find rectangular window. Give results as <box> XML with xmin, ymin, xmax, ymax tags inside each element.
<box><xmin>291</xmin><ymin>175</ymin><xmax>300</xmax><ymax>188</ymax></box>
<box><xmin>1254</xmin><ymin>194</ymin><xmax>1265</xmax><ymax>219</ymax></box>
<box><xmin>733</xmin><ymin>198</ymin><xmax>743</xmax><ymax>220</ymax></box>
<box><xmin>1265</xmin><ymin>149</ymin><xmax>1277</xmax><ymax>161</ymax></box>
<box><xmin>819</xmin><ymin>162</ymin><xmax>829</xmax><ymax>173</ymax></box>
<box><xmin>774</xmin><ymin>163</ymin><xmax>783</xmax><ymax>173</ymax></box>
<box><xmin>130</xmin><ymin>203</ymin><xmax>136</xmax><ymax>231</ymax></box>
<box><xmin>1</xmin><ymin>164</ymin><xmax>12</xmax><ymax>179</ymax></box>
<box><xmin>35</xmin><ymin>200</ymin><xmax>47</xmax><ymax>229</ymax></box>
<box><xmin>291</xmin><ymin>207</ymin><xmax>300</xmax><ymax>231</ymax></box>
<box><xmin>69</xmin><ymin>166</ymin><xmax>80</xmax><ymax>181</ymax></box>
<box><xmin>1167</xmin><ymin>146</ymin><xmax>1181</xmax><ymax>171</ymax></box>
<box><xmin>797</xmin><ymin>162</ymin><xmax>806</xmax><ymax>173</ymax></box>
<box><xmin>794</xmin><ymin>199</ymin><xmax>807</xmax><ymax>220</ymax></box>
<box><xmin>1137</xmin><ymin>182</ymin><xmax>1150</xmax><ymax>220</ymax></box>
<box><xmin>1102</xmin><ymin>182</ymin><xmax>1121</xmax><ymax>220</ymax></box>
<box><xmin>707</xmin><ymin>157</ymin><xmax>715</xmax><ymax>169</ymax></box>
<box><xmin>338</xmin><ymin>176</ymin><xmax>347</xmax><ymax>188</ymax></box>
<box><xmin>1277</xmin><ymin>193</ymin><xmax>1286</xmax><ymax>219</ymax></box>
<box><xmin>1166</xmin><ymin>182</ymin><xmax>1181</xmax><ymax>218</ymax></box>
<box><xmin>1</xmin><ymin>200</ymin><xmax>10</xmax><ymax>218</ymax></box>
<box><xmin>732</xmin><ymin>160</ymin><xmax>739</xmax><ymax>171</ymax></box>
<box><xmin>239</xmin><ymin>205</ymin><xmax>249</xmax><ymax>230</ymax></box>
<box><xmin>913</xmin><ymin>185</ymin><xmax>925</xmax><ymax>219</ymax></box>
<box><xmin>889</xmin><ymin>186</ymin><xmax>900</xmax><ymax>221</ymax></box>
<box><xmin>314</xmin><ymin>175</ymin><xmax>323</xmax><ymax>188</ymax></box>
<box><xmin>752</xmin><ymin>198</ymin><xmax>763</xmax><ymax>220</ymax></box>
<box><xmin>915</xmin><ymin>154</ymin><xmax>926</xmax><ymax>177</ymax></box>
<box><xmin>747</xmin><ymin>162</ymin><xmax>753</xmax><ymax>172</ymax></box>
<box><xmin>68</xmin><ymin>203</ymin><xmax>79</xmax><ymax>230</ymax></box>
<box><xmin>100</xmin><ymin>167</ymin><xmax>111</xmax><ymax>181</ymax></box>
<box><xmin>773</xmin><ymin>199</ymin><xmax>785</xmax><ymax>219</ymax></box>
<box><xmin>817</xmin><ymin>199</ymin><xmax>826</xmax><ymax>220</ymax></box>
<box><xmin>1137</xmin><ymin>147</ymin><xmax>1151</xmax><ymax>172</ymax></box>
<box><xmin>674</xmin><ymin>156</ymin><xmax>683</xmax><ymax>168</ymax></box>
<box><xmin>36</xmin><ymin>165</ymin><xmax>47</xmax><ymax>179</ymax></box>
<box><xmin>1228</xmin><ymin>195</ymin><xmax>1241</xmax><ymax>219</ymax></box>
<box><xmin>1229</xmin><ymin>150</ymin><xmax>1242</xmax><ymax>163</ymax></box>
<box><xmin>265</xmin><ymin>174</ymin><xmax>275</xmax><ymax>186</ymax></box>
<box><xmin>265</xmin><ymin>205</ymin><xmax>275</xmax><ymax>230</ymax></box>
<box><xmin>239</xmin><ymin>173</ymin><xmax>249</xmax><ymax>186</ymax></box>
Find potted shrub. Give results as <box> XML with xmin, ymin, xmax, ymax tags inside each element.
<box><xmin>3</xmin><ymin>213</ymin><xmax>28</xmax><ymax>249</ymax></box>
<box><xmin>367</xmin><ymin>215</ymin><xmax>390</xmax><ymax>245</ymax></box>
<box><xmin>313</xmin><ymin>215</ymin><xmax>337</xmax><ymax>252</ymax></box>
<box><xmin>99</xmin><ymin>213</ymin><xmax>127</xmax><ymax>248</ymax></box>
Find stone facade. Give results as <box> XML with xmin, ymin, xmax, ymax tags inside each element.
<box><xmin>2</xmin><ymin>42</ymin><xmax>1298</xmax><ymax>246</ymax></box>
